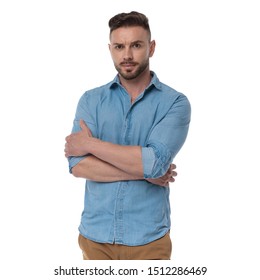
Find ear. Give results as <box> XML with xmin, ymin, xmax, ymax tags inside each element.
<box><xmin>149</xmin><ymin>40</ymin><xmax>156</xmax><ymax>57</ymax></box>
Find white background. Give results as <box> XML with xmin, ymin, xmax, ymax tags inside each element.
<box><xmin>0</xmin><ymin>0</ymin><xmax>259</xmax><ymax>279</ymax></box>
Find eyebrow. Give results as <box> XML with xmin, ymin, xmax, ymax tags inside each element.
<box><xmin>131</xmin><ymin>40</ymin><xmax>144</xmax><ymax>44</ymax></box>
<box><xmin>112</xmin><ymin>40</ymin><xmax>145</xmax><ymax>46</ymax></box>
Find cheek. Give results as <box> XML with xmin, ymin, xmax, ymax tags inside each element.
<box><xmin>110</xmin><ymin>52</ymin><xmax>121</xmax><ymax>63</ymax></box>
<box><xmin>142</xmin><ymin>50</ymin><xmax>152</xmax><ymax>61</ymax></box>
<box><xmin>134</xmin><ymin>50</ymin><xmax>149</xmax><ymax>61</ymax></box>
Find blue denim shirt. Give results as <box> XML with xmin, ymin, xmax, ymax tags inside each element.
<box><xmin>68</xmin><ymin>72</ymin><xmax>191</xmax><ymax>246</ymax></box>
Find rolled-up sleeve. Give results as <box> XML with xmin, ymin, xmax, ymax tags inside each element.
<box><xmin>68</xmin><ymin>156</ymin><xmax>86</xmax><ymax>174</ymax></box>
<box><xmin>67</xmin><ymin>93</ymin><xmax>96</xmax><ymax>173</ymax></box>
<box><xmin>142</xmin><ymin>95</ymin><xmax>191</xmax><ymax>178</ymax></box>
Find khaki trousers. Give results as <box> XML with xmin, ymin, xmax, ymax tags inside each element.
<box><xmin>78</xmin><ymin>232</ymin><xmax>172</xmax><ymax>260</ymax></box>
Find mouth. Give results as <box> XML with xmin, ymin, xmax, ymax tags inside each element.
<box><xmin>120</xmin><ymin>62</ymin><xmax>137</xmax><ymax>70</ymax></box>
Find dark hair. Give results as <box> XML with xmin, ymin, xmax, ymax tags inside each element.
<box><xmin>108</xmin><ymin>11</ymin><xmax>151</xmax><ymax>40</ymax></box>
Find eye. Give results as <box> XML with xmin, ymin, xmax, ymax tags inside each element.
<box><xmin>132</xmin><ymin>43</ymin><xmax>141</xmax><ymax>49</ymax></box>
<box><xmin>114</xmin><ymin>44</ymin><xmax>124</xmax><ymax>50</ymax></box>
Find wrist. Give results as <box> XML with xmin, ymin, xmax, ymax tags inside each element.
<box><xmin>86</xmin><ymin>137</ymin><xmax>102</xmax><ymax>155</ymax></box>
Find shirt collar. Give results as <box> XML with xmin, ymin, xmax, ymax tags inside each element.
<box><xmin>109</xmin><ymin>71</ymin><xmax>162</xmax><ymax>91</ymax></box>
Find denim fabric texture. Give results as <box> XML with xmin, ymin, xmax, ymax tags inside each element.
<box><xmin>68</xmin><ymin>72</ymin><xmax>191</xmax><ymax>246</ymax></box>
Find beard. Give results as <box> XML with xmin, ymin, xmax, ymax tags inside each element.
<box><xmin>115</xmin><ymin>58</ymin><xmax>149</xmax><ymax>80</ymax></box>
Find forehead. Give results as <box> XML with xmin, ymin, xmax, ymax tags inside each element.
<box><xmin>110</xmin><ymin>26</ymin><xmax>150</xmax><ymax>43</ymax></box>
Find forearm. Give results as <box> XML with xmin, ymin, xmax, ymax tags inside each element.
<box><xmin>72</xmin><ymin>155</ymin><xmax>143</xmax><ymax>182</ymax></box>
<box><xmin>86</xmin><ymin>138</ymin><xmax>144</xmax><ymax>177</ymax></box>
<box><xmin>66</xmin><ymin>120</ymin><xmax>178</xmax><ymax>186</ymax></box>
<box><xmin>65</xmin><ymin>120</ymin><xmax>144</xmax><ymax>177</ymax></box>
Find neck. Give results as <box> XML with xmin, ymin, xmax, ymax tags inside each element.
<box><xmin>119</xmin><ymin>69</ymin><xmax>152</xmax><ymax>102</ymax></box>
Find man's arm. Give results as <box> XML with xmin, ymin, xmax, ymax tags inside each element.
<box><xmin>65</xmin><ymin>120</ymin><xmax>177</xmax><ymax>186</ymax></box>
<box><xmin>71</xmin><ymin>155</ymin><xmax>143</xmax><ymax>181</ymax></box>
<box><xmin>65</xmin><ymin>119</ymin><xmax>144</xmax><ymax>177</ymax></box>
<box><xmin>66</xmin><ymin>94</ymin><xmax>190</xmax><ymax>182</ymax></box>
<box><xmin>71</xmin><ymin>155</ymin><xmax>177</xmax><ymax>187</ymax></box>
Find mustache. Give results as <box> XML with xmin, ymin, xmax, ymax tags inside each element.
<box><xmin>120</xmin><ymin>61</ymin><xmax>137</xmax><ymax>65</ymax></box>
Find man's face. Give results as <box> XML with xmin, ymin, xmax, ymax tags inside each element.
<box><xmin>109</xmin><ymin>26</ymin><xmax>155</xmax><ymax>80</ymax></box>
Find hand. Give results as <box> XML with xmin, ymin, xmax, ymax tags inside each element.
<box><xmin>146</xmin><ymin>164</ymin><xmax>177</xmax><ymax>187</ymax></box>
<box><xmin>65</xmin><ymin>119</ymin><xmax>93</xmax><ymax>157</ymax></box>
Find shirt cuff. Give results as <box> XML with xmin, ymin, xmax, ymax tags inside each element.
<box><xmin>141</xmin><ymin>147</ymin><xmax>156</xmax><ymax>178</ymax></box>
<box><xmin>68</xmin><ymin>156</ymin><xmax>86</xmax><ymax>173</ymax></box>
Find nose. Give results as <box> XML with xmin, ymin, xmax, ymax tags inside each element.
<box><xmin>123</xmin><ymin>46</ymin><xmax>133</xmax><ymax>61</ymax></box>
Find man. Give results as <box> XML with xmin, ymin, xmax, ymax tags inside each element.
<box><xmin>65</xmin><ymin>11</ymin><xmax>191</xmax><ymax>260</ymax></box>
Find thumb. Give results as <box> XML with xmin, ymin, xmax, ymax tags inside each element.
<box><xmin>79</xmin><ymin>119</ymin><xmax>92</xmax><ymax>137</ymax></box>
<box><xmin>79</xmin><ymin>119</ymin><xmax>88</xmax><ymax>130</ymax></box>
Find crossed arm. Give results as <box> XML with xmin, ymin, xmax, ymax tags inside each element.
<box><xmin>65</xmin><ymin>120</ymin><xmax>177</xmax><ymax>186</ymax></box>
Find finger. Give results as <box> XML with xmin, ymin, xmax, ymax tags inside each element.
<box><xmin>170</xmin><ymin>163</ymin><xmax>176</xmax><ymax>170</ymax></box>
<box><xmin>159</xmin><ymin>179</ymin><xmax>169</xmax><ymax>187</ymax></box>
<box><xmin>80</xmin><ymin>119</ymin><xmax>92</xmax><ymax>137</ymax></box>
<box><xmin>79</xmin><ymin>119</ymin><xmax>88</xmax><ymax>130</ymax></box>
<box><xmin>64</xmin><ymin>147</ymin><xmax>68</xmax><ymax>157</ymax></box>
<box><xmin>167</xmin><ymin>164</ymin><xmax>176</xmax><ymax>174</ymax></box>
<box><xmin>168</xmin><ymin>177</ymin><xmax>175</xmax><ymax>182</ymax></box>
<box><xmin>64</xmin><ymin>144</ymin><xmax>68</xmax><ymax>157</ymax></box>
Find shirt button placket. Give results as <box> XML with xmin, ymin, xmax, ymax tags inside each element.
<box><xmin>124</xmin><ymin>109</ymin><xmax>132</xmax><ymax>145</ymax></box>
<box><xmin>115</xmin><ymin>107</ymin><xmax>130</xmax><ymax>243</ymax></box>
<box><xmin>115</xmin><ymin>182</ymin><xmax>127</xmax><ymax>243</ymax></box>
